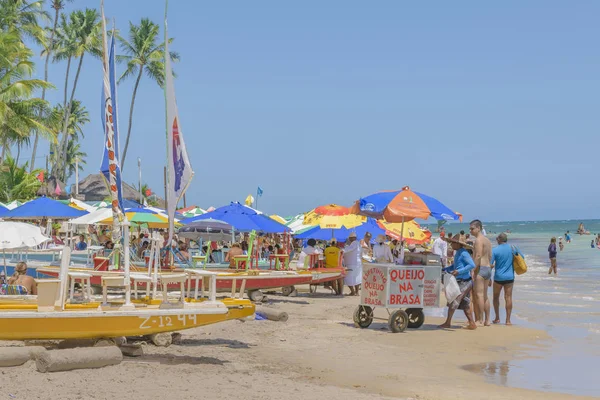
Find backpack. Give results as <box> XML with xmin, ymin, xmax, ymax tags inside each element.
<box><xmin>511</xmin><ymin>245</ymin><xmax>527</xmax><ymax>275</ymax></box>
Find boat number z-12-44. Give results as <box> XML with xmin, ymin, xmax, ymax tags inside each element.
<box><xmin>138</xmin><ymin>314</ymin><xmax>198</xmax><ymax>330</ymax></box>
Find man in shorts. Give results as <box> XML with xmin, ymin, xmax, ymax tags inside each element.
<box><xmin>470</xmin><ymin>219</ymin><xmax>492</xmax><ymax>326</ymax></box>
<box><xmin>491</xmin><ymin>233</ymin><xmax>518</xmax><ymax>325</ymax></box>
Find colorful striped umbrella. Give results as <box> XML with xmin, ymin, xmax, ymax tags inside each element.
<box><xmin>303</xmin><ymin>204</ymin><xmax>365</xmax><ymax>229</ymax></box>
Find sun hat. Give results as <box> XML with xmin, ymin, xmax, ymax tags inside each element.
<box><xmin>443</xmin><ymin>234</ymin><xmax>473</xmax><ymax>249</ymax></box>
<box><xmin>408</xmin><ymin>244</ymin><xmax>416</xmax><ymax>250</ymax></box>
<box><xmin>375</xmin><ymin>234</ymin><xmax>386</xmax><ymax>244</ymax></box>
<box><xmin>348</xmin><ymin>232</ymin><xmax>357</xmax><ymax>238</ymax></box>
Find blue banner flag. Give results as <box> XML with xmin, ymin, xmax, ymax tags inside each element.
<box><xmin>257</xmin><ymin>186</ymin><xmax>263</xmax><ymax>197</ymax></box>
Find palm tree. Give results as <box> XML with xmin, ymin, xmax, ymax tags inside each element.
<box><xmin>47</xmin><ymin>99</ymin><xmax>88</xmax><ymax>180</ymax></box>
<box><xmin>117</xmin><ymin>18</ymin><xmax>179</xmax><ymax>171</ymax></box>
<box><xmin>0</xmin><ymin>30</ymin><xmax>54</xmax><ymax>163</ymax></box>
<box><xmin>63</xmin><ymin>138</ymin><xmax>86</xmax><ymax>181</ymax></box>
<box><xmin>30</xmin><ymin>0</ymin><xmax>73</xmax><ymax>171</ymax></box>
<box><xmin>54</xmin><ymin>8</ymin><xmax>101</xmax><ymax>181</ymax></box>
<box><xmin>0</xmin><ymin>0</ymin><xmax>49</xmax><ymax>46</ymax></box>
<box><xmin>0</xmin><ymin>155</ymin><xmax>42</xmax><ymax>203</ymax></box>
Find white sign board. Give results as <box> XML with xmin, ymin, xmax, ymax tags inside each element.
<box><xmin>361</xmin><ymin>263</ymin><xmax>442</xmax><ymax>309</ymax></box>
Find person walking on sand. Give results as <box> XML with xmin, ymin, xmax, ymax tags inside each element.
<box><xmin>343</xmin><ymin>232</ymin><xmax>363</xmax><ymax>296</ymax></box>
<box><xmin>439</xmin><ymin>234</ymin><xmax>477</xmax><ymax>330</ymax></box>
<box><xmin>470</xmin><ymin>219</ymin><xmax>492</xmax><ymax>326</ymax></box>
<box><xmin>548</xmin><ymin>237</ymin><xmax>558</xmax><ymax>275</ymax></box>
<box><xmin>491</xmin><ymin>233</ymin><xmax>518</xmax><ymax>325</ymax></box>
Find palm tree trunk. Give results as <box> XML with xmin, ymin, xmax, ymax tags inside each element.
<box><xmin>30</xmin><ymin>6</ymin><xmax>60</xmax><ymax>172</ymax></box>
<box><xmin>51</xmin><ymin>56</ymin><xmax>71</xmax><ymax>178</ymax></box>
<box><xmin>59</xmin><ymin>54</ymin><xmax>85</xmax><ymax>181</ymax></box>
<box><xmin>16</xmin><ymin>144</ymin><xmax>21</xmax><ymax>165</ymax></box>
<box><xmin>121</xmin><ymin>65</ymin><xmax>144</xmax><ymax>172</ymax></box>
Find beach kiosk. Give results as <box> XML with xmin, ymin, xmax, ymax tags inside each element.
<box><xmin>353</xmin><ymin>259</ymin><xmax>442</xmax><ymax>333</ymax></box>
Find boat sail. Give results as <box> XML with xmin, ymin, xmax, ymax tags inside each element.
<box><xmin>165</xmin><ymin>0</ymin><xmax>194</xmax><ymax>246</ymax></box>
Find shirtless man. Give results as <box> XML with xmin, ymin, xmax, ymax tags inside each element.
<box><xmin>470</xmin><ymin>219</ymin><xmax>492</xmax><ymax>326</ymax></box>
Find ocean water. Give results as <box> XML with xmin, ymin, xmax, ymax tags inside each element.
<box><xmin>426</xmin><ymin>220</ymin><xmax>600</xmax><ymax>397</ymax></box>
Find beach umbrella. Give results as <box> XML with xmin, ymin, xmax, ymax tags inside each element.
<box><xmin>4</xmin><ymin>200</ymin><xmax>24</xmax><ymax>210</ymax></box>
<box><xmin>303</xmin><ymin>204</ymin><xmax>365</xmax><ymax>229</ymax></box>
<box><xmin>98</xmin><ymin>210</ymin><xmax>176</xmax><ymax>229</ymax></box>
<box><xmin>0</xmin><ymin>221</ymin><xmax>50</xmax><ymax>275</ymax></box>
<box><xmin>178</xmin><ymin>219</ymin><xmax>233</xmax><ymax>241</ymax></box>
<box><xmin>0</xmin><ymin>204</ymin><xmax>9</xmax><ymax>218</ymax></box>
<box><xmin>4</xmin><ymin>197</ymin><xmax>87</xmax><ymax>219</ymax></box>
<box><xmin>183</xmin><ymin>202</ymin><xmax>289</xmax><ymax>233</ymax></box>
<box><xmin>67</xmin><ymin>198</ymin><xmax>97</xmax><ymax>213</ymax></box>
<box><xmin>269</xmin><ymin>215</ymin><xmax>287</xmax><ymax>225</ymax></box>
<box><xmin>295</xmin><ymin>217</ymin><xmax>430</xmax><ymax>244</ymax></box>
<box><xmin>69</xmin><ymin>208</ymin><xmax>113</xmax><ymax>225</ymax></box>
<box><xmin>350</xmin><ymin>186</ymin><xmax>461</xmax><ymax>223</ymax></box>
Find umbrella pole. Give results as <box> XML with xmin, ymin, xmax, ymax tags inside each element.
<box><xmin>3</xmin><ymin>250</ymin><xmax>7</xmax><ymax>279</ymax></box>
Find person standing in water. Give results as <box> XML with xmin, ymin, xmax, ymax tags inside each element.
<box><xmin>548</xmin><ymin>237</ymin><xmax>558</xmax><ymax>275</ymax></box>
<box><xmin>559</xmin><ymin>237</ymin><xmax>564</xmax><ymax>251</ymax></box>
<box><xmin>470</xmin><ymin>219</ymin><xmax>492</xmax><ymax>326</ymax></box>
<box><xmin>491</xmin><ymin>233</ymin><xmax>517</xmax><ymax>325</ymax></box>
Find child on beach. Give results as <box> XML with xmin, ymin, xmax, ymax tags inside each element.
<box><xmin>548</xmin><ymin>237</ymin><xmax>558</xmax><ymax>275</ymax></box>
<box><xmin>558</xmin><ymin>237</ymin><xmax>564</xmax><ymax>251</ymax></box>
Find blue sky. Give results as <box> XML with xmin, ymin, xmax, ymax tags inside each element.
<box><xmin>24</xmin><ymin>0</ymin><xmax>599</xmax><ymax>221</ymax></box>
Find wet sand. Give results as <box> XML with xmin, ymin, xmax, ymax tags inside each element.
<box><xmin>1</xmin><ymin>288</ymin><xmax>596</xmax><ymax>400</ymax></box>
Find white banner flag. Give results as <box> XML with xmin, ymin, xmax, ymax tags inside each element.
<box><xmin>165</xmin><ymin>5</ymin><xmax>194</xmax><ymax>244</ymax></box>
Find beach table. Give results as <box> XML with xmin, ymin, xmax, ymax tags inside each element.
<box><xmin>353</xmin><ymin>263</ymin><xmax>442</xmax><ymax>333</ymax></box>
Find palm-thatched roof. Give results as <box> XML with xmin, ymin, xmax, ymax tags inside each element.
<box><xmin>72</xmin><ymin>174</ymin><xmax>165</xmax><ymax>207</ymax></box>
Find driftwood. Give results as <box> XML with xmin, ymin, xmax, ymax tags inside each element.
<box><xmin>256</xmin><ymin>306</ymin><xmax>289</xmax><ymax>322</ymax></box>
<box><xmin>0</xmin><ymin>347</ymin><xmax>46</xmax><ymax>367</ymax></box>
<box><xmin>36</xmin><ymin>347</ymin><xmax>123</xmax><ymax>373</ymax></box>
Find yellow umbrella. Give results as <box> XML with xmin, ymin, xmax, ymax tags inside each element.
<box><xmin>98</xmin><ymin>211</ymin><xmax>180</xmax><ymax>229</ymax></box>
<box><xmin>270</xmin><ymin>215</ymin><xmax>287</xmax><ymax>225</ymax></box>
<box><xmin>303</xmin><ymin>204</ymin><xmax>365</xmax><ymax>229</ymax></box>
<box><xmin>378</xmin><ymin>220</ymin><xmax>431</xmax><ymax>244</ymax></box>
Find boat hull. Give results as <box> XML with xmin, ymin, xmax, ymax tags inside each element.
<box><xmin>0</xmin><ymin>300</ymin><xmax>254</xmax><ymax>340</ymax></box>
<box><xmin>36</xmin><ymin>267</ymin><xmax>313</xmax><ymax>292</ymax></box>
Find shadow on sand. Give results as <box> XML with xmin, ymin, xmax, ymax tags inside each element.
<box><xmin>177</xmin><ymin>338</ymin><xmax>252</xmax><ymax>349</ymax></box>
<box><xmin>127</xmin><ymin>353</ymin><xmax>228</xmax><ymax>366</ymax></box>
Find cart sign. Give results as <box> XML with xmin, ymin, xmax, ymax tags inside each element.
<box><xmin>423</xmin><ymin>265</ymin><xmax>442</xmax><ymax>307</ymax></box>
<box><xmin>361</xmin><ymin>264</ymin><xmax>387</xmax><ymax>306</ymax></box>
<box><xmin>387</xmin><ymin>267</ymin><xmax>424</xmax><ymax>307</ymax></box>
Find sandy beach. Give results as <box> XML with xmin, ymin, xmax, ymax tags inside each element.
<box><xmin>1</xmin><ymin>287</ymin><xmax>595</xmax><ymax>400</ymax></box>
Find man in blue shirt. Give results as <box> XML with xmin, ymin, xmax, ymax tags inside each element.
<box><xmin>491</xmin><ymin>233</ymin><xmax>519</xmax><ymax>325</ymax></box>
<box><xmin>439</xmin><ymin>234</ymin><xmax>477</xmax><ymax>330</ymax></box>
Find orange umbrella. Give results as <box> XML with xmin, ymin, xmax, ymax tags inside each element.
<box><xmin>303</xmin><ymin>204</ymin><xmax>365</xmax><ymax>229</ymax></box>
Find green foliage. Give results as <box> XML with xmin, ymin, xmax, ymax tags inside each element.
<box><xmin>0</xmin><ymin>155</ymin><xmax>41</xmax><ymax>202</ymax></box>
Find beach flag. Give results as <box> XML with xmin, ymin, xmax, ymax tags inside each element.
<box><xmin>65</xmin><ymin>185</ymin><xmax>72</xmax><ymax>195</ymax></box>
<box><xmin>245</xmin><ymin>194</ymin><xmax>254</xmax><ymax>206</ymax></box>
<box><xmin>257</xmin><ymin>186</ymin><xmax>263</xmax><ymax>197</ymax></box>
<box><xmin>99</xmin><ymin>0</ymin><xmax>125</xmax><ymax>242</ymax></box>
<box><xmin>165</xmin><ymin>0</ymin><xmax>194</xmax><ymax>244</ymax></box>
<box><xmin>36</xmin><ymin>171</ymin><xmax>44</xmax><ymax>183</ymax></box>
<box><xmin>54</xmin><ymin>183</ymin><xmax>61</xmax><ymax>196</ymax></box>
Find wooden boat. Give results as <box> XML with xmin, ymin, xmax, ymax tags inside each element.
<box><xmin>0</xmin><ymin>248</ymin><xmax>254</xmax><ymax>340</ymax></box>
<box><xmin>36</xmin><ymin>265</ymin><xmax>314</xmax><ymax>293</ymax></box>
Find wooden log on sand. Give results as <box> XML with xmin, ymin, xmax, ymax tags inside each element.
<box><xmin>119</xmin><ymin>344</ymin><xmax>143</xmax><ymax>357</ymax></box>
<box><xmin>256</xmin><ymin>306</ymin><xmax>289</xmax><ymax>322</ymax></box>
<box><xmin>0</xmin><ymin>347</ymin><xmax>46</xmax><ymax>367</ymax></box>
<box><xmin>36</xmin><ymin>347</ymin><xmax>123</xmax><ymax>373</ymax></box>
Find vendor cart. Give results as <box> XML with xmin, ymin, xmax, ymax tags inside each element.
<box><xmin>353</xmin><ymin>263</ymin><xmax>442</xmax><ymax>333</ymax></box>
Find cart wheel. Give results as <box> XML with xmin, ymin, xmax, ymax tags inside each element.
<box><xmin>247</xmin><ymin>289</ymin><xmax>265</xmax><ymax>302</ymax></box>
<box><xmin>388</xmin><ymin>309</ymin><xmax>409</xmax><ymax>333</ymax></box>
<box><xmin>281</xmin><ymin>286</ymin><xmax>295</xmax><ymax>296</ymax></box>
<box><xmin>353</xmin><ymin>306</ymin><xmax>373</xmax><ymax>328</ymax></box>
<box><xmin>309</xmin><ymin>284</ymin><xmax>318</xmax><ymax>294</ymax></box>
<box><xmin>406</xmin><ymin>308</ymin><xmax>425</xmax><ymax>329</ymax></box>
